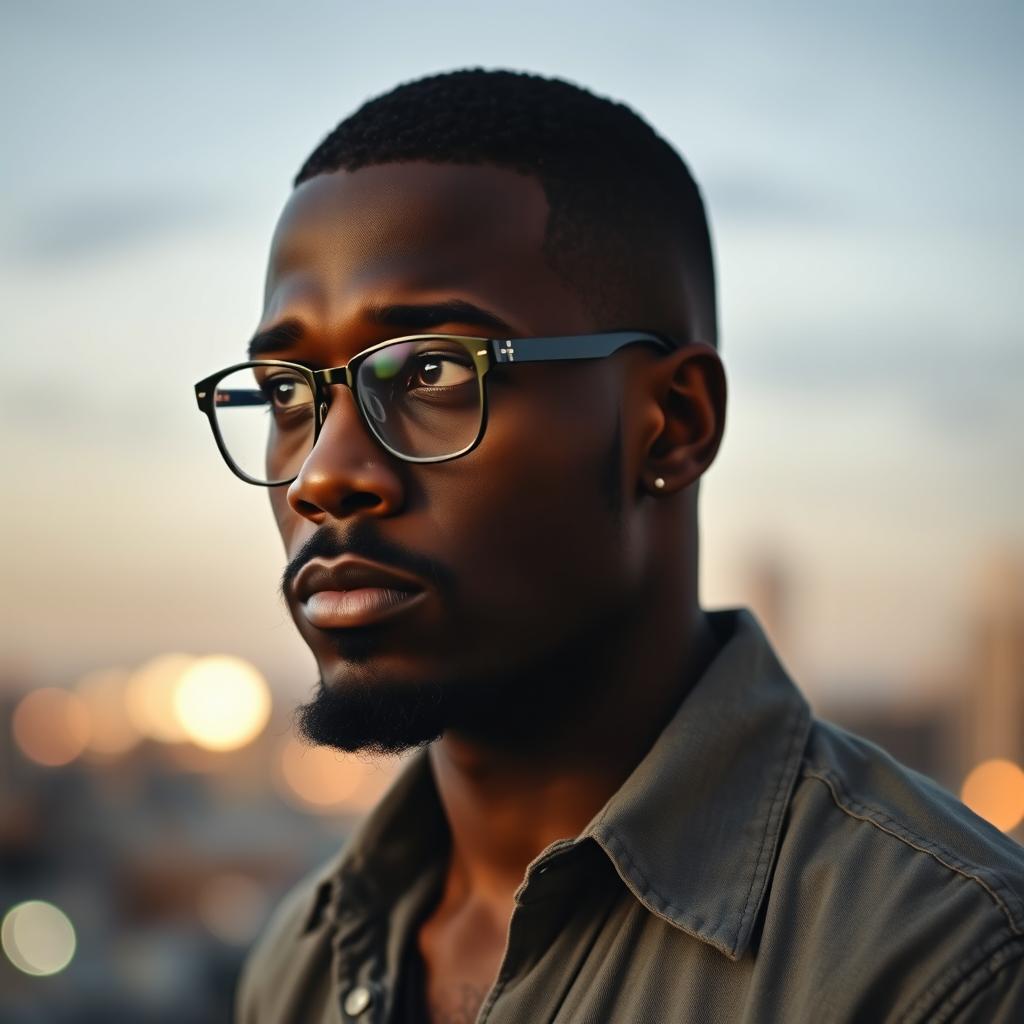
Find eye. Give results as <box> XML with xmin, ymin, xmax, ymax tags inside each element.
<box><xmin>262</xmin><ymin>373</ymin><xmax>312</xmax><ymax>409</ymax></box>
<box><xmin>410</xmin><ymin>354</ymin><xmax>476</xmax><ymax>389</ymax></box>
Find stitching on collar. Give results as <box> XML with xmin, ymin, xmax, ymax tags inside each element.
<box><xmin>591</xmin><ymin>696</ymin><xmax>810</xmax><ymax>960</ymax></box>
<box><xmin>733</xmin><ymin>698</ymin><xmax>812</xmax><ymax>951</ymax></box>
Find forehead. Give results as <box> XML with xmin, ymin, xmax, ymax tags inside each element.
<box><xmin>262</xmin><ymin>163</ymin><xmax>587</xmax><ymax>333</ymax></box>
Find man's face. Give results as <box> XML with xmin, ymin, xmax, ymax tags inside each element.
<box><xmin>260</xmin><ymin>163</ymin><xmax>655</xmax><ymax>752</ymax></box>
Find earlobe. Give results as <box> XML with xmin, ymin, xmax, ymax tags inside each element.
<box><xmin>643</xmin><ymin>342</ymin><xmax>726</xmax><ymax>494</ymax></box>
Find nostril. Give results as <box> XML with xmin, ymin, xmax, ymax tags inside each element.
<box><xmin>291</xmin><ymin>497</ymin><xmax>324</xmax><ymax>520</ymax></box>
<box><xmin>292</xmin><ymin>491</ymin><xmax>381</xmax><ymax>521</ymax></box>
<box><xmin>341</xmin><ymin>492</ymin><xmax>383</xmax><ymax>515</ymax></box>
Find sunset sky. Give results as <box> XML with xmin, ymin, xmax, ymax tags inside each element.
<box><xmin>2</xmin><ymin>0</ymin><xmax>1021</xmax><ymax>706</ymax></box>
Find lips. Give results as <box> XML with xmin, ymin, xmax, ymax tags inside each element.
<box><xmin>292</xmin><ymin>555</ymin><xmax>428</xmax><ymax>629</ymax></box>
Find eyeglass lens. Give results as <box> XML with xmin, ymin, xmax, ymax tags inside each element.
<box><xmin>211</xmin><ymin>338</ymin><xmax>484</xmax><ymax>482</ymax></box>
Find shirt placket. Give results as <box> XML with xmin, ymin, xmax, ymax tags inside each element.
<box><xmin>475</xmin><ymin>840</ymin><xmax>587</xmax><ymax>1024</ymax></box>
<box><xmin>331</xmin><ymin>875</ymin><xmax>390</xmax><ymax>1024</ymax></box>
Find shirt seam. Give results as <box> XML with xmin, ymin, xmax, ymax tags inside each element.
<box><xmin>547</xmin><ymin>889</ymin><xmax>623</xmax><ymax>1023</ymax></box>
<box><xmin>899</xmin><ymin>933</ymin><xmax>1024</xmax><ymax>1023</ymax></box>
<box><xmin>475</xmin><ymin>969</ymin><xmax>509</xmax><ymax>1022</ymax></box>
<box><xmin>802</xmin><ymin>766</ymin><xmax>1024</xmax><ymax>936</ymax></box>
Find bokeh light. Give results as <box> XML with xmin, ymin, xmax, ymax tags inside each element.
<box><xmin>275</xmin><ymin>737</ymin><xmax>397</xmax><ymax>813</ymax></box>
<box><xmin>76</xmin><ymin>668</ymin><xmax>140</xmax><ymax>757</ymax></box>
<box><xmin>125</xmin><ymin>654</ymin><xmax>195</xmax><ymax>743</ymax></box>
<box><xmin>173</xmin><ymin>655</ymin><xmax>272</xmax><ymax>752</ymax></box>
<box><xmin>196</xmin><ymin>873</ymin><xmax>269</xmax><ymax>946</ymax></box>
<box><xmin>1</xmin><ymin>900</ymin><xmax>76</xmax><ymax>976</ymax></box>
<box><xmin>960</xmin><ymin>759</ymin><xmax>1024</xmax><ymax>832</ymax></box>
<box><xmin>12</xmin><ymin>688</ymin><xmax>91</xmax><ymax>767</ymax></box>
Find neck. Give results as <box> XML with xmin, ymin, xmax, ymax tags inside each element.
<box><xmin>427</xmin><ymin>597</ymin><xmax>721</xmax><ymax>907</ymax></box>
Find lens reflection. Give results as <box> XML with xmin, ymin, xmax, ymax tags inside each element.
<box><xmin>356</xmin><ymin>340</ymin><xmax>482</xmax><ymax>460</ymax></box>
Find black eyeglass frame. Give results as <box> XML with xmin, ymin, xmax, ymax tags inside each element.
<box><xmin>194</xmin><ymin>329</ymin><xmax>677</xmax><ymax>486</ymax></box>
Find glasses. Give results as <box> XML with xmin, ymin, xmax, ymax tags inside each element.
<box><xmin>193</xmin><ymin>330</ymin><xmax>675</xmax><ymax>486</ymax></box>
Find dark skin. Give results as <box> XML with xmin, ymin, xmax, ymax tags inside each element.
<box><xmin>258</xmin><ymin>163</ymin><xmax>727</xmax><ymax>1022</ymax></box>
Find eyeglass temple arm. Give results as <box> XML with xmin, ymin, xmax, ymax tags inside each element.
<box><xmin>195</xmin><ymin>382</ymin><xmax>263</xmax><ymax>412</ymax></box>
<box><xmin>207</xmin><ymin>388</ymin><xmax>266</xmax><ymax>407</ymax></box>
<box><xmin>489</xmin><ymin>331</ymin><xmax>674</xmax><ymax>364</ymax></box>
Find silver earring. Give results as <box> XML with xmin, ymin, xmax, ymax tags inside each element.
<box><xmin>653</xmin><ymin>477</ymin><xmax>666</xmax><ymax>490</ymax></box>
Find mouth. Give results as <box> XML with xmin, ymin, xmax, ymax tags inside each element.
<box><xmin>292</xmin><ymin>554</ymin><xmax>429</xmax><ymax>630</ymax></box>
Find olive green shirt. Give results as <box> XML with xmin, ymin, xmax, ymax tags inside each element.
<box><xmin>236</xmin><ymin>607</ymin><xmax>1024</xmax><ymax>1022</ymax></box>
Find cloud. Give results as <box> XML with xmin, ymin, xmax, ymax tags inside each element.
<box><xmin>704</xmin><ymin>172</ymin><xmax>849</xmax><ymax>227</ymax></box>
<box><xmin>6</xmin><ymin>190</ymin><xmax>236</xmax><ymax>265</ymax></box>
<box><xmin>733</xmin><ymin>324</ymin><xmax>1024</xmax><ymax>443</ymax></box>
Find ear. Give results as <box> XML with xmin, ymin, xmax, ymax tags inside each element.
<box><xmin>638</xmin><ymin>342</ymin><xmax>727</xmax><ymax>495</ymax></box>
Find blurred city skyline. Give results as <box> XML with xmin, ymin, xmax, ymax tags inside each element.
<box><xmin>4</xmin><ymin>550</ymin><xmax>1023</xmax><ymax>1014</ymax></box>
<box><xmin>2</xmin><ymin>1</ymin><xmax>1022</xmax><ymax>707</ymax></box>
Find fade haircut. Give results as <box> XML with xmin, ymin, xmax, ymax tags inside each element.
<box><xmin>295</xmin><ymin>68</ymin><xmax>717</xmax><ymax>348</ymax></box>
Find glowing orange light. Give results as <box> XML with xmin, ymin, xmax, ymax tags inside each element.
<box><xmin>125</xmin><ymin>653</ymin><xmax>194</xmax><ymax>743</ymax></box>
<box><xmin>173</xmin><ymin>655</ymin><xmax>271</xmax><ymax>751</ymax></box>
<box><xmin>961</xmin><ymin>759</ymin><xmax>1024</xmax><ymax>833</ymax></box>
<box><xmin>11</xmin><ymin>688</ymin><xmax>91</xmax><ymax>767</ymax></box>
<box><xmin>76</xmin><ymin>668</ymin><xmax>140</xmax><ymax>757</ymax></box>
<box><xmin>275</xmin><ymin>736</ymin><xmax>397</xmax><ymax>814</ymax></box>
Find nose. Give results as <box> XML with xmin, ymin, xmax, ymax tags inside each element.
<box><xmin>285</xmin><ymin>385</ymin><xmax>405</xmax><ymax>523</ymax></box>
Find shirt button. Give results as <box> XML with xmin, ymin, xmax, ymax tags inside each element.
<box><xmin>343</xmin><ymin>985</ymin><xmax>373</xmax><ymax>1017</ymax></box>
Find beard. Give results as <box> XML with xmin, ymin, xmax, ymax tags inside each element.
<box><xmin>293</xmin><ymin>597</ymin><xmax>626</xmax><ymax>757</ymax></box>
<box><xmin>294</xmin><ymin>669</ymin><xmax>453</xmax><ymax>756</ymax></box>
<box><xmin>295</xmin><ymin>657</ymin><xmax>571</xmax><ymax>756</ymax></box>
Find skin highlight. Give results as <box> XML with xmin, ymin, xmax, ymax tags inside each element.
<box><xmin>257</xmin><ymin>161</ymin><xmax>727</xmax><ymax>1020</ymax></box>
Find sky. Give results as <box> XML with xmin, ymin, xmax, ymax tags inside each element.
<box><xmin>1</xmin><ymin>0</ymin><xmax>1021</xmax><ymax>705</ymax></box>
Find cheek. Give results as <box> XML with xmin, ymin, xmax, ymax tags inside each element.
<box><xmin>438</xmin><ymin>379</ymin><xmax>627</xmax><ymax>611</ymax></box>
<box><xmin>269</xmin><ymin>488</ymin><xmax>300</xmax><ymax>553</ymax></box>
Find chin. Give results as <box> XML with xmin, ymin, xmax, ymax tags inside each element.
<box><xmin>293</xmin><ymin>630</ymin><xmax>594</xmax><ymax>754</ymax></box>
<box><xmin>294</xmin><ymin>672</ymin><xmax>449</xmax><ymax>756</ymax></box>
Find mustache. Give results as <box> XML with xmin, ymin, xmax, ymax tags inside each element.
<box><xmin>280</xmin><ymin>520</ymin><xmax>456</xmax><ymax>599</ymax></box>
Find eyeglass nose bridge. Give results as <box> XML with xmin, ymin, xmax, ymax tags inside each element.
<box><xmin>311</xmin><ymin>366</ymin><xmax>356</xmax><ymax>430</ymax></box>
<box><xmin>317</xmin><ymin>367</ymin><xmax>350</xmax><ymax>386</ymax></box>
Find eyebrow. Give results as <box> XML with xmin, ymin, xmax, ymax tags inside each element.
<box><xmin>246</xmin><ymin>319</ymin><xmax>305</xmax><ymax>358</ymax></box>
<box><xmin>245</xmin><ymin>300</ymin><xmax>513</xmax><ymax>358</ymax></box>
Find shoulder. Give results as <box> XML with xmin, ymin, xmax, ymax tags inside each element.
<box><xmin>796</xmin><ymin>717</ymin><xmax>1024</xmax><ymax>932</ymax></box>
<box><xmin>234</xmin><ymin>851</ymin><xmax>343</xmax><ymax>1024</ymax></box>
<box><xmin>772</xmin><ymin>716</ymin><xmax>1024</xmax><ymax>1021</ymax></box>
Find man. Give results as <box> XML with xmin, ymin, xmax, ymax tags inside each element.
<box><xmin>194</xmin><ymin>69</ymin><xmax>1024</xmax><ymax>1022</ymax></box>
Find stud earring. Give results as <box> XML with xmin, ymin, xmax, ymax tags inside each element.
<box><xmin>653</xmin><ymin>477</ymin><xmax>666</xmax><ymax>490</ymax></box>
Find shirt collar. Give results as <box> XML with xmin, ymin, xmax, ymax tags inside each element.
<box><xmin>300</xmin><ymin>607</ymin><xmax>811</xmax><ymax>963</ymax></box>
<box><xmin>580</xmin><ymin>606</ymin><xmax>812</xmax><ymax>960</ymax></box>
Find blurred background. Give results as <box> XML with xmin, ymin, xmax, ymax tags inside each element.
<box><xmin>1</xmin><ymin>0</ymin><xmax>1022</xmax><ymax>1019</ymax></box>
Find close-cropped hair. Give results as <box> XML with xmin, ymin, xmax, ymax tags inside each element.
<box><xmin>295</xmin><ymin>68</ymin><xmax>717</xmax><ymax>348</ymax></box>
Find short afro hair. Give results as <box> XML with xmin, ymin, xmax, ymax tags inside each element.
<box><xmin>295</xmin><ymin>68</ymin><xmax>716</xmax><ymax>348</ymax></box>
